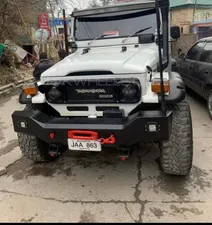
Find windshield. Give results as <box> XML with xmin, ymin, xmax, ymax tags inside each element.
<box><xmin>74</xmin><ymin>8</ymin><xmax>157</xmax><ymax>41</ymax></box>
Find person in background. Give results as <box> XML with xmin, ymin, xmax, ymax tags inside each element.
<box><xmin>178</xmin><ymin>48</ymin><xmax>182</xmax><ymax>57</ymax></box>
<box><xmin>58</xmin><ymin>49</ymin><xmax>67</xmax><ymax>61</ymax></box>
<box><xmin>33</xmin><ymin>52</ymin><xmax>54</xmax><ymax>81</ymax></box>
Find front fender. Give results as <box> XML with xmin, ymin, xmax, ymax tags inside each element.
<box><xmin>19</xmin><ymin>91</ymin><xmax>32</xmax><ymax>104</ymax></box>
<box><xmin>19</xmin><ymin>91</ymin><xmax>46</xmax><ymax>104</ymax></box>
<box><xmin>159</xmin><ymin>72</ymin><xmax>186</xmax><ymax>104</ymax></box>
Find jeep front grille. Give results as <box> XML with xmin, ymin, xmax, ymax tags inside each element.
<box><xmin>40</xmin><ymin>78</ymin><xmax>141</xmax><ymax>104</ymax></box>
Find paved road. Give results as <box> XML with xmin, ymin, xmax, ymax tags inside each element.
<box><xmin>0</xmin><ymin>91</ymin><xmax>212</xmax><ymax>222</ymax></box>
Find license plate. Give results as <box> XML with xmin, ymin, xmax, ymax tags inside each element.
<box><xmin>68</xmin><ymin>139</ymin><xmax>102</xmax><ymax>152</ymax></box>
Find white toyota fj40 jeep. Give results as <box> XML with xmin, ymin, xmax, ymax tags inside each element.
<box><xmin>12</xmin><ymin>0</ymin><xmax>193</xmax><ymax>176</ymax></box>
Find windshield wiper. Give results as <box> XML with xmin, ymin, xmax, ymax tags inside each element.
<box><xmin>122</xmin><ymin>26</ymin><xmax>152</xmax><ymax>44</ymax></box>
<box><xmin>87</xmin><ymin>33</ymin><xmax>111</xmax><ymax>46</ymax></box>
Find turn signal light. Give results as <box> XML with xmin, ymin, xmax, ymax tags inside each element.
<box><xmin>151</xmin><ymin>78</ymin><xmax>169</xmax><ymax>94</ymax></box>
<box><xmin>23</xmin><ymin>83</ymin><xmax>38</xmax><ymax>96</ymax></box>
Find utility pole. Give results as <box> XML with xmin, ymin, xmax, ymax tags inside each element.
<box><xmin>193</xmin><ymin>0</ymin><xmax>198</xmax><ymax>22</ymax></box>
<box><xmin>63</xmin><ymin>9</ymin><xmax>69</xmax><ymax>56</ymax></box>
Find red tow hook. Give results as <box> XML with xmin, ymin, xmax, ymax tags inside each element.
<box><xmin>99</xmin><ymin>135</ymin><xmax>116</xmax><ymax>145</ymax></box>
<box><xmin>67</xmin><ymin>130</ymin><xmax>116</xmax><ymax>145</ymax></box>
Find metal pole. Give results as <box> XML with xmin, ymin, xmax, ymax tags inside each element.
<box><xmin>193</xmin><ymin>0</ymin><xmax>198</xmax><ymax>22</ymax></box>
<box><xmin>155</xmin><ymin>0</ymin><xmax>167</xmax><ymax>116</ymax></box>
<box><xmin>63</xmin><ymin>9</ymin><xmax>69</xmax><ymax>56</ymax></box>
<box><xmin>168</xmin><ymin>11</ymin><xmax>172</xmax><ymax>76</ymax></box>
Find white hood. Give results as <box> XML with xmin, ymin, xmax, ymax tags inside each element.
<box><xmin>42</xmin><ymin>43</ymin><xmax>159</xmax><ymax>77</ymax></box>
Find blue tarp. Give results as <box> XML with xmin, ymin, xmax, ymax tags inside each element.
<box><xmin>49</xmin><ymin>18</ymin><xmax>69</xmax><ymax>27</ymax></box>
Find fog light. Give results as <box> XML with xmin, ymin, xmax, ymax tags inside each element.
<box><xmin>21</xmin><ymin>122</ymin><xmax>26</xmax><ymax>128</ymax></box>
<box><xmin>149</xmin><ymin>124</ymin><xmax>157</xmax><ymax>132</ymax></box>
<box><xmin>19</xmin><ymin>121</ymin><xmax>27</xmax><ymax>128</ymax></box>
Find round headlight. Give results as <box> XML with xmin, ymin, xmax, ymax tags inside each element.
<box><xmin>122</xmin><ymin>84</ymin><xmax>139</xmax><ymax>99</ymax></box>
<box><xmin>47</xmin><ymin>86</ymin><xmax>62</xmax><ymax>103</ymax></box>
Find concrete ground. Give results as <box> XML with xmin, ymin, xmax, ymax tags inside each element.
<box><xmin>0</xmin><ymin>90</ymin><xmax>212</xmax><ymax>222</ymax></box>
<box><xmin>0</xmin><ymin>96</ymin><xmax>23</xmax><ymax>156</ymax></box>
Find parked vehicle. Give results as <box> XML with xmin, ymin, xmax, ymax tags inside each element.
<box><xmin>12</xmin><ymin>0</ymin><xmax>193</xmax><ymax>176</ymax></box>
<box><xmin>171</xmin><ymin>57</ymin><xmax>177</xmax><ymax>72</ymax></box>
<box><xmin>177</xmin><ymin>37</ymin><xmax>212</xmax><ymax>119</ymax></box>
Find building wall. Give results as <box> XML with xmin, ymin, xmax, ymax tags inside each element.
<box><xmin>171</xmin><ymin>7</ymin><xmax>212</xmax><ymax>34</ymax></box>
<box><xmin>171</xmin><ymin>7</ymin><xmax>194</xmax><ymax>34</ymax></box>
<box><xmin>194</xmin><ymin>8</ymin><xmax>212</xmax><ymax>22</ymax></box>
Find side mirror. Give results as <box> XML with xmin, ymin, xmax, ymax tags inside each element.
<box><xmin>170</xmin><ymin>26</ymin><xmax>180</xmax><ymax>40</ymax></box>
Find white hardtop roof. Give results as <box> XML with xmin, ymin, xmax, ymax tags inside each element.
<box><xmin>72</xmin><ymin>0</ymin><xmax>156</xmax><ymax>17</ymax></box>
<box><xmin>199</xmin><ymin>36</ymin><xmax>212</xmax><ymax>42</ymax></box>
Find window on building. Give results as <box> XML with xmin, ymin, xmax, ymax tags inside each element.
<box><xmin>186</xmin><ymin>42</ymin><xmax>205</xmax><ymax>61</ymax></box>
<box><xmin>199</xmin><ymin>42</ymin><xmax>212</xmax><ymax>63</ymax></box>
<box><xmin>181</xmin><ymin>27</ymin><xmax>184</xmax><ymax>34</ymax></box>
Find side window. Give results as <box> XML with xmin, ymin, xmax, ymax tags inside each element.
<box><xmin>186</xmin><ymin>42</ymin><xmax>205</xmax><ymax>61</ymax></box>
<box><xmin>199</xmin><ymin>42</ymin><xmax>212</xmax><ymax>63</ymax></box>
<box><xmin>208</xmin><ymin>53</ymin><xmax>212</xmax><ymax>64</ymax></box>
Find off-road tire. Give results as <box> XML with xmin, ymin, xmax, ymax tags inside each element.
<box><xmin>160</xmin><ymin>101</ymin><xmax>193</xmax><ymax>176</ymax></box>
<box><xmin>207</xmin><ymin>90</ymin><xmax>212</xmax><ymax>120</ymax></box>
<box><xmin>17</xmin><ymin>104</ymin><xmax>52</xmax><ymax>162</ymax></box>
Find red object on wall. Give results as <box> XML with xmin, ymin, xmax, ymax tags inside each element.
<box><xmin>38</xmin><ymin>14</ymin><xmax>51</xmax><ymax>37</ymax></box>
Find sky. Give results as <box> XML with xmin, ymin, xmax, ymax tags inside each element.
<box><xmin>64</xmin><ymin>0</ymin><xmax>116</xmax><ymax>13</ymax></box>
<box><xmin>65</xmin><ymin>0</ymin><xmax>90</xmax><ymax>13</ymax></box>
